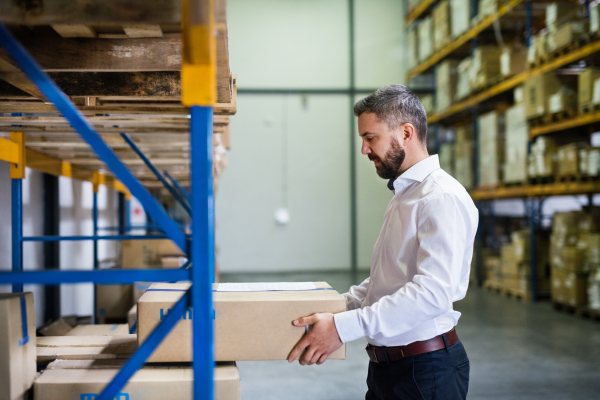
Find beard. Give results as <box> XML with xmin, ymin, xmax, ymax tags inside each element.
<box><xmin>368</xmin><ymin>137</ymin><xmax>405</xmax><ymax>180</ymax></box>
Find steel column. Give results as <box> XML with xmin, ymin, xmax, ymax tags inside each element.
<box><xmin>526</xmin><ymin>1</ymin><xmax>533</xmax><ymax>47</ymax></box>
<box><xmin>191</xmin><ymin>105</ymin><xmax>214</xmax><ymax>400</ymax></box>
<box><xmin>22</xmin><ymin>235</ymin><xmax>170</xmax><ymax>242</ymax></box>
<box><xmin>11</xmin><ymin>179</ymin><xmax>23</xmax><ymax>293</ymax></box>
<box><xmin>0</xmin><ymin>268</ymin><xmax>190</xmax><ymax>285</ymax></box>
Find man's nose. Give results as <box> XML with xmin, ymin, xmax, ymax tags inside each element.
<box><xmin>361</xmin><ymin>141</ymin><xmax>370</xmax><ymax>155</ymax></box>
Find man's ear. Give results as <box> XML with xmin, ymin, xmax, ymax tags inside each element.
<box><xmin>401</xmin><ymin>123</ymin><xmax>416</xmax><ymax>146</ymax></box>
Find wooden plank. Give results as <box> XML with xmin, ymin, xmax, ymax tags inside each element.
<box><xmin>123</xmin><ymin>25</ymin><xmax>163</xmax><ymax>38</ymax></box>
<box><xmin>7</xmin><ymin>37</ymin><xmax>182</xmax><ymax>71</ymax></box>
<box><xmin>0</xmin><ymin>55</ymin><xmax>44</xmax><ymax>98</ymax></box>
<box><xmin>0</xmin><ymin>0</ymin><xmax>181</xmax><ymax>25</ymax></box>
<box><xmin>52</xmin><ymin>25</ymin><xmax>97</xmax><ymax>38</ymax></box>
<box><xmin>215</xmin><ymin>0</ymin><xmax>231</xmax><ymax>103</ymax></box>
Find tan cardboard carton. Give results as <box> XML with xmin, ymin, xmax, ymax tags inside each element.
<box><xmin>504</xmin><ymin>104</ymin><xmax>529</xmax><ymax>183</ymax></box>
<box><xmin>436</xmin><ymin>60</ymin><xmax>459</xmax><ymax>112</ymax></box>
<box><xmin>547</xmin><ymin>22</ymin><xmax>588</xmax><ymax>52</ymax></box>
<box><xmin>38</xmin><ymin>318</ymin><xmax>73</xmax><ymax>336</ymax></box>
<box><xmin>128</xmin><ymin>304</ymin><xmax>137</xmax><ymax>334</ymax></box>
<box><xmin>66</xmin><ymin>324</ymin><xmax>129</xmax><ymax>336</ymax></box>
<box><xmin>552</xmin><ymin>268</ymin><xmax>588</xmax><ymax>307</ymax></box>
<box><xmin>454</xmin><ymin>141</ymin><xmax>473</xmax><ymax>189</ymax></box>
<box><xmin>34</xmin><ymin>362</ymin><xmax>241</xmax><ymax>400</ymax></box>
<box><xmin>433</xmin><ymin>0</ymin><xmax>450</xmax><ymax>50</ymax></box>
<box><xmin>439</xmin><ymin>143</ymin><xmax>455</xmax><ymax>177</ymax></box>
<box><xmin>524</xmin><ymin>73</ymin><xmax>563</xmax><ymax>119</ymax></box>
<box><xmin>578</xmin><ymin>68</ymin><xmax>600</xmax><ymax>113</ymax></box>
<box><xmin>0</xmin><ymin>293</ymin><xmax>36</xmax><ymax>400</ymax></box>
<box><xmin>121</xmin><ymin>239</ymin><xmax>184</xmax><ymax>269</ymax></box>
<box><xmin>161</xmin><ymin>255</ymin><xmax>188</xmax><ymax>269</ymax></box>
<box><xmin>478</xmin><ymin>111</ymin><xmax>504</xmax><ymax>186</ymax></box>
<box><xmin>500</xmin><ymin>45</ymin><xmax>527</xmax><ymax>78</ymax></box>
<box><xmin>36</xmin><ymin>335</ymin><xmax>137</xmax><ymax>364</ymax></box>
<box><xmin>138</xmin><ymin>282</ymin><xmax>347</xmax><ymax>362</ymax></box>
<box><xmin>417</xmin><ymin>16</ymin><xmax>433</xmax><ymax>62</ymax></box>
<box><xmin>96</xmin><ymin>283</ymin><xmax>133</xmax><ymax>321</ymax></box>
<box><xmin>133</xmin><ymin>281</ymin><xmax>153</xmax><ymax>303</ymax></box>
<box><xmin>450</xmin><ymin>0</ymin><xmax>470</xmax><ymax>38</ymax></box>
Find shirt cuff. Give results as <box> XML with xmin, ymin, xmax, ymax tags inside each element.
<box><xmin>333</xmin><ymin>309</ymin><xmax>366</xmax><ymax>343</ymax></box>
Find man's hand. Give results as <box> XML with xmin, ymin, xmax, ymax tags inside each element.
<box><xmin>287</xmin><ymin>313</ymin><xmax>343</xmax><ymax>366</ymax></box>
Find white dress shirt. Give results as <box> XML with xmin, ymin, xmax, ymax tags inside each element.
<box><xmin>333</xmin><ymin>155</ymin><xmax>478</xmax><ymax>346</ymax></box>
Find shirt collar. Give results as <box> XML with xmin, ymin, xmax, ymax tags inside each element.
<box><xmin>391</xmin><ymin>155</ymin><xmax>440</xmax><ymax>194</ymax></box>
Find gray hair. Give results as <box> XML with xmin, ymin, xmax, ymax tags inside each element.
<box><xmin>353</xmin><ymin>84</ymin><xmax>427</xmax><ymax>144</ymax></box>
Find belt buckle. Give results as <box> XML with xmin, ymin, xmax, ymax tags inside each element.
<box><xmin>373</xmin><ymin>348</ymin><xmax>379</xmax><ymax>363</ymax></box>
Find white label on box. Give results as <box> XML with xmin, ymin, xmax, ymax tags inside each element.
<box><xmin>216</xmin><ymin>282</ymin><xmax>318</xmax><ymax>292</ymax></box>
<box><xmin>593</xmin><ymin>78</ymin><xmax>600</xmax><ymax>105</ymax></box>
<box><xmin>500</xmin><ymin>51</ymin><xmax>510</xmax><ymax>76</ymax></box>
<box><xmin>549</xmin><ymin>93</ymin><xmax>561</xmax><ymax>113</ymax></box>
<box><xmin>527</xmin><ymin>45</ymin><xmax>535</xmax><ymax>63</ymax></box>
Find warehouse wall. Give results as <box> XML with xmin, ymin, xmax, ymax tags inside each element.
<box><xmin>0</xmin><ymin>161</ymin><xmax>118</xmax><ymax>325</ymax></box>
<box><xmin>218</xmin><ymin>0</ymin><xmax>403</xmax><ymax>272</ymax></box>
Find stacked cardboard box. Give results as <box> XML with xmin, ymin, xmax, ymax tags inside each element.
<box><xmin>439</xmin><ymin>143</ymin><xmax>455</xmax><ymax>176</ymax></box>
<box><xmin>36</xmin><ymin>335</ymin><xmax>137</xmax><ymax>365</ymax></box>
<box><xmin>436</xmin><ymin>60</ymin><xmax>459</xmax><ymax>112</ymax></box>
<box><xmin>548</xmin><ymin>86</ymin><xmax>577</xmax><ymax>114</ymax></box>
<box><xmin>470</xmin><ymin>45</ymin><xmax>501</xmax><ymax>91</ymax></box>
<box><xmin>433</xmin><ymin>0</ymin><xmax>451</xmax><ymax>50</ymax></box>
<box><xmin>408</xmin><ymin>26</ymin><xmax>419</xmax><ymax>71</ymax></box>
<box><xmin>500</xmin><ymin>230</ymin><xmax>550</xmax><ymax>295</ymax></box>
<box><xmin>453</xmin><ymin>125</ymin><xmax>474</xmax><ymax>189</ymax></box>
<box><xmin>557</xmin><ymin>142</ymin><xmax>588</xmax><ymax>177</ymax></box>
<box><xmin>578</xmin><ymin>67</ymin><xmax>600</xmax><ymax>114</ymax></box>
<box><xmin>450</xmin><ymin>0</ymin><xmax>471</xmax><ymax>38</ymax></box>
<box><xmin>579</xmin><ymin>147</ymin><xmax>600</xmax><ymax>177</ymax></box>
<box><xmin>477</xmin><ymin>0</ymin><xmax>498</xmax><ymax>20</ymax></box>
<box><xmin>478</xmin><ymin>111</ymin><xmax>504</xmax><ymax>187</ymax></box>
<box><xmin>546</xmin><ymin>2</ymin><xmax>586</xmax><ymax>33</ymax></box>
<box><xmin>587</xmin><ymin>233</ymin><xmax>600</xmax><ymax>309</ymax></box>
<box><xmin>484</xmin><ymin>255</ymin><xmax>502</xmax><ymax>285</ymax></box>
<box><xmin>121</xmin><ymin>239</ymin><xmax>184</xmax><ymax>269</ymax></box>
<box><xmin>504</xmin><ymin>104</ymin><xmax>529</xmax><ymax>183</ymax></box>
<box><xmin>592</xmin><ymin>2</ymin><xmax>600</xmax><ymax>36</ymax></box>
<box><xmin>550</xmin><ymin>210</ymin><xmax>599</xmax><ymax>307</ymax></box>
<box><xmin>96</xmin><ymin>283</ymin><xmax>134</xmax><ymax>323</ymax></box>
<box><xmin>547</xmin><ymin>22</ymin><xmax>588</xmax><ymax>53</ymax></box>
<box><xmin>523</xmin><ymin>73</ymin><xmax>563</xmax><ymax>119</ymax></box>
<box><xmin>34</xmin><ymin>360</ymin><xmax>241</xmax><ymax>400</ymax></box>
<box><xmin>500</xmin><ymin>45</ymin><xmax>527</xmax><ymax>78</ymax></box>
<box><xmin>456</xmin><ymin>57</ymin><xmax>472</xmax><ymax>100</ymax></box>
<box><xmin>0</xmin><ymin>293</ymin><xmax>36</xmax><ymax>400</ymax></box>
<box><xmin>528</xmin><ymin>137</ymin><xmax>557</xmax><ymax>178</ymax></box>
<box><xmin>418</xmin><ymin>17</ymin><xmax>434</xmax><ymax>62</ymax></box>
<box><xmin>527</xmin><ymin>33</ymin><xmax>547</xmax><ymax>66</ymax></box>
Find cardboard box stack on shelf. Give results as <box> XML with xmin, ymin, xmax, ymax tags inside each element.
<box><xmin>504</xmin><ymin>104</ymin><xmax>529</xmax><ymax>183</ymax></box>
<box><xmin>418</xmin><ymin>16</ymin><xmax>434</xmax><ymax>62</ymax></box>
<box><xmin>484</xmin><ymin>254</ymin><xmax>502</xmax><ymax>285</ymax></box>
<box><xmin>478</xmin><ymin>111</ymin><xmax>504</xmax><ymax>187</ymax></box>
<box><xmin>592</xmin><ymin>2</ymin><xmax>600</xmax><ymax>37</ymax></box>
<box><xmin>523</xmin><ymin>72</ymin><xmax>577</xmax><ymax>120</ymax></box>
<box><xmin>439</xmin><ymin>143</ymin><xmax>455</xmax><ymax>176</ymax></box>
<box><xmin>500</xmin><ymin>230</ymin><xmax>550</xmax><ymax>297</ymax></box>
<box><xmin>527</xmin><ymin>32</ymin><xmax>548</xmax><ymax>66</ymax></box>
<box><xmin>500</xmin><ymin>44</ymin><xmax>527</xmax><ymax>78</ymax></box>
<box><xmin>454</xmin><ymin>125</ymin><xmax>474</xmax><ymax>190</ymax></box>
<box><xmin>408</xmin><ymin>26</ymin><xmax>419</xmax><ymax>70</ymax></box>
<box><xmin>557</xmin><ymin>142</ymin><xmax>588</xmax><ymax>177</ymax></box>
<box><xmin>550</xmin><ymin>210</ymin><xmax>599</xmax><ymax>308</ymax></box>
<box><xmin>586</xmin><ymin>233</ymin><xmax>600</xmax><ymax>310</ymax></box>
<box><xmin>578</xmin><ymin>67</ymin><xmax>600</xmax><ymax>114</ymax></box>
<box><xmin>436</xmin><ymin>60</ymin><xmax>459</xmax><ymax>112</ymax></box>
<box><xmin>470</xmin><ymin>45</ymin><xmax>502</xmax><ymax>91</ymax></box>
<box><xmin>417</xmin><ymin>94</ymin><xmax>435</xmax><ymax>115</ymax></box>
<box><xmin>546</xmin><ymin>2</ymin><xmax>587</xmax><ymax>53</ymax></box>
<box><xmin>433</xmin><ymin>0</ymin><xmax>451</xmax><ymax>51</ymax></box>
<box><xmin>528</xmin><ymin>137</ymin><xmax>557</xmax><ymax>179</ymax></box>
<box><xmin>456</xmin><ymin>58</ymin><xmax>472</xmax><ymax>100</ymax></box>
<box><xmin>0</xmin><ymin>293</ymin><xmax>36</xmax><ymax>400</ymax></box>
<box><xmin>477</xmin><ymin>0</ymin><xmax>499</xmax><ymax>20</ymax></box>
<box><xmin>450</xmin><ymin>0</ymin><xmax>471</xmax><ymax>38</ymax></box>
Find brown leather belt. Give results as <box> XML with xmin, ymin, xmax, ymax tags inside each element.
<box><xmin>366</xmin><ymin>328</ymin><xmax>459</xmax><ymax>363</ymax></box>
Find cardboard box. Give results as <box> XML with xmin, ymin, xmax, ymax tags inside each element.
<box><xmin>500</xmin><ymin>45</ymin><xmax>527</xmax><ymax>78</ymax></box>
<box><xmin>552</xmin><ymin>268</ymin><xmax>588</xmax><ymax>307</ymax></box>
<box><xmin>436</xmin><ymin>60</ymin><xmax>459</xmax><ymax>112</ymax></box>
<box><xmin>128</xmin><ymin>304</ymin><xmax>137</xmax><ymax>334</ymax></box>
<box><xmin>454</xmin><ymin>141</ymin><xmax>473</xmax><ymax>189</ymax></box>
<box><xmin>524</xmin><ymin>73</ymin><xmax>563</xmax><ymax>119</ymax></box>
<box><xmin>34</xmin><ymin>361</ymin><xmax>241</xmax><ymax>400</ymax></box>
<box><xmin>138</xmin><ymin>282</ymin><xmax>347</xmax><ymax>362</ymax></box>
<box><xmin>38</xmin><ymin>318</ymin><xmax>73</xmax><ymax>336</ymax></box>
<box><xmin>121</xmin><ymin>239</ymin><xmax>184</xmax><ymax>269</ymax></box>
<box><xmin>0</xmin><ymin>293</ymin><xmax>36</xmax><ymax>400</ymax></box>
<box><xmin>557</xmin><ymin>143</ymin><xmax>587</xmax><ymax>177</ymax></box>
<box><xmin>592</xmin><ymin>2</ymin><xmax>600</xmax><ymax>35</ymax></box>
<box><xmin>455</xmin><ymin>125</ymin><xmax>473</xmax><ymax>143</ymax></box>
<box><xmin>546</xmin><ymin>2</ymin><xmax>585</xmax><ymax>32</ymax></box>
<box><xmin>408</xmin><ymin>26</ymin><xmax>419</xmax><ymax>70</ymax></box>
<box><xmin>450</xmin><ymin>0</ymin><xmax>471</xmax><ymax>38</ymax></box>
<box><xmin>478</xmin><ymin>111</ymin><xmax>504</xmax><ymax>186</ymax></box>
<box><xmin>504</xmin><ymin>104</ymin><xmax>529</xmax><ymax>183</ymax></box>
<box><xmin>478</xmin><ymin>0</ymin><xmax>498</xmax><ymax>19</ymax></box>
<box><xmin>587</xmin><ymin>233</ymin><xmax>600</xmax><ymax>265</ymax></box>
<box><xmin>65</xmin><ymin>324</ymin><xmax>129</xmax><ymax>336</ymax></box>
<box><xmin>578</xmin><ymin>68</ymin><xmax>600</xmax><ymax>113</ymax></box>
<box><xmin>418</xmin><ymin>16</ymin><xmax>434</xmax><ymax>62</ymax></box>
<box><xmin>36</xmin><ymin>335</ymin><xmax>137</xmax><ymax>364</ymax></box>
<box><xmin>433</xmin><ymin>0</ymin><xmax>451</xmax><ymax>50</ymax></box>
<box><xmin>548</xmin><ymin>87</ymin><xmax>577</xmax><ymax>114</ymax></box>
<box><xmin>551</xmin><ymin>246</ymin><xmax>586</xmax><ymax>273</ymax></box>
<box><xmin>439</xmin><ymin>143</ymin><xmax>455</xmax><ymax>177</ymax></box>
<box><xmin>418</xmin><ymin>94</ymin><xmax>434</xmax><ymax>115</ymax></box>
<box><xmin>161</xmin><ymin>255</ymin><xmax>188</xmax><ymax>269</ymax></box>
<box><xmin>547</xmin><ymin>22</ymin><xmax>588</xmax><ymax>52</ymax></box>
<box><xmin>470</xmin><ymin>45</ymin><xmax>501</xmax><ymax>90</ymax></box>
<box><xmin>456</xmin><ymin>57</ymin><xmax>472</xmax><ymax>100</ymax></box>
<box><xmin>96</xmin><ymin>283</ymin><xmax>133</xmax><ymax>321</ymax></box>
<box><xmin>133</xmin><ymin>281</ymin><xmax>153</xmax><ymax>303</ymax></box>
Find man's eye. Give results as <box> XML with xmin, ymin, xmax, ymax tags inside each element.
<box><xmin>367</xmin><ymin>137</ymin><xmax>374</xmax><ymax>142</ymax></box>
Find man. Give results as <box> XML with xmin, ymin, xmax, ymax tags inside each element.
<box><xmin>288</xmin><ymin>84</ymin><xmax>478</xmax><ymax>400</ymax></box>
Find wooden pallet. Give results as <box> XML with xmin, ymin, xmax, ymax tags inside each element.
<box><xmin>576</xmin><ymin>307</ymin><xmax>600</xmax><ymax>321</ymax></box>
<box><xmin>530</xmin><ymin>34</ymin><xmax>592</xmax><ymax>69</ymax></box>
<box><xmin>552</xmin><ymin>302</ymin><xmax>578</xmax><ymax>314</ymax></box>
<box><xmin>482</xmin><ymin>280</ymin><xmax>533</xmax><ymax>302</ymax></box>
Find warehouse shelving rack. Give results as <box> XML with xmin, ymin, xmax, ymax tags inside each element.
<box><xmin>0</xmin><ymin>1</ymin><xmax>219</xmax><ymax>399</ymax></box>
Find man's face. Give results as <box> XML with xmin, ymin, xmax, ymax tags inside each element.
<box><xmin>357</xmin><ymin>112</ymin><xmax>405</xmax><ymax>180</ymax></box>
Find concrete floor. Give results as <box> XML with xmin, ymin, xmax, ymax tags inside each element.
<box><xmin>221</xmin><ymin>271</ymin><xmax>600</xmax><ymax>400</ymax></box>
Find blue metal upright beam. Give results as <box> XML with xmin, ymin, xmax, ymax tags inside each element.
<box><xmin>11</xmin><ymin>179</ymin><xmax>23</xmax><ymax>293</ymax></box>
<box><xmin>0</xmin><ymin>24</ymin><xmax>188</xmax><ymax>254</ymax></box>
<box><xmin>120</xmin><ymin>133</ymin><xmax>192</xmax><ymax>216</ymax></box>
<box><xmin>0</xmin><ymin>268</ymin><xmax>190</xmax><ymax>285</ymax></box>
<box><xmin>191</xmin><ymin>105</ymin><xmax>214</xmax><ymax>400</ymax></box>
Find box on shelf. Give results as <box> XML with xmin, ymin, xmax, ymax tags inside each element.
<box><xmin>592</xmin><ymin>2</ymin><xmax>600</xmax><ymax>35</ymax></box>
<box><xmin>36</xmin><ymin>335</ymin><xmax>137</xmax><ymax>365</ymax></box>
<box><xmin>579</xmin><ymin>147</ymin><xmax>600</xmax><ymax>177</ymax></box>
<box><xmin>470</xmin><ymin>45</ymin><xmax>501</xmax><ymax>90</ymax></box>
<box><xmin>527</xmin><ymin>32</ymin><xmax>548</xmax><ymax>65</ymax></box>
<box><xmin>552</xmin><ymin>268</ymin><xmax>588</xmax><ymax>307</ymax></box>
<box><xmin>34</xmin><ymin>360</ymin><xmax>241</xmax><ymax>400</ymax></box>
<box><xmin>418</xmin><ymin>17</ymin><xmax>434</xmax><ymax>62</ymax></box>
<box><xmin>0</xmin><ymin>293</ymin><xmax>36</xmax><ymax>400</ymax></box>
<box><xmin>478</xmin><ymin>111</ymin><xmax>504</xmax><ymax>186</ymax></box>
<box><xmin>450</xmin><ymin>0</ymin><xmax>471</xmax><ymax>38</ymax></box>
<box><xmin>454</xmin><ymin>140</ymin><xmax>473</xmax><ymax>189</ymax></box>
<box><xmin>587</xmin><ymin>233</ymin><xmax>600</xmax><ymax>266</ymax></box>
<box><xmin>484</xmin><ymin>255</ymin><xmax>502</xmax><ymax>284</ymax></box>
<box><xmin>546</xmin><ymin>2</ymin><xmax>585</xmax><ymax>32</ymax></box>
<box><xmin>456</xmin><ymin>57</ymin><xmax>472</xmax><ymax>100</ymax></box>
<box><xmin>548</xmin><ymin>86</ymin><xmax>577</xmax><ymax>114</ymax></box>
<box><xmin>133</xmin><ymin>281</ymin><xmax>152</xmax><ymax>303</ymax></box>
<box><xmin>121</xmin><ymin>239</ymin><xmax>184</xmax><ymax>269</ymax></box>
<box><xmin>65</xmin><ymin>324</ymin><xmax>129</xmax><ymax>336</ymax></box>
<box><xmin>436</xmin><ymin>60</ymin><xmax>459</xmax><ymax>112</ymax></box>
<box><xmin>161</xmin><ymin>255</ymin><xmax>188</xmax><ymax>269</ymax></box>
<box><xmin>408</xmin><ymin>26</ymin><xmax>419</xmax><ymax>70</ymax></box>
<box><xmin>528</xmin><ymin>137</ymin><xmax>557</xmax><ymax>178</ymax></box>
<box><xmin>523</xmin><ymin>73</ymin><xmax>563</xmax><ymax>119</ymax></box>
<box><xmin>439</xmin><ymin>143</ymin><xmax>455</xmax><ymax>176</ymax></box>
<box><xmin>96</xmin><ymin>283</ymin><xmax>133</xmax><ymax>322</ymax></box>
<box><xmin>547</xmin><ymin>22</ymin><xmax>588</xmax><ymax>53</ymax></box>
<box><xmin>433</xmin><ymin>0</ymin><xmax>451</xmax><ymax>50</ymax></box>
<box><xmin>578</xmin><ymin>68</ymin><xmax>600</xmax><ymax>113</ymax></box>
<box><xmin>514</xmin><ymin>85</ymin><xmax>524</xmax><ymax>104</ymax></box>
<box><xmin>455</xmin><ymin>125</ymin><xmax>473</xmax><ymax>143</ymax></box>
<box><xmin>557</xmin><ymin>142</ymin><xmax>588</xmax><ymax>176</ymax></box>
<box><xmin>478</xmin><ymin>0</ymin><xmax>498</xmax><ymax>19</ymax></box>
<box><xmin>504</xmin><ymin>104</ymin><xmax>529</xmax><ymax>183</ymax></box>
<box><xmin>138</xmin><ymin>282</ymin><xmax>347</xmax><ymax>362</ymax></box>
<box><xmin>37</xmin><ymin>318</ymin><xmax>73</xmax><ymax>336</ymax></box>
<box><xmin>500</xmin><ymin>45</ymin><xmax>527</xmax><ymax>78</ymax></box>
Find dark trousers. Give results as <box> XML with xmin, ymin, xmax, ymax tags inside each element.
<box><xmin>366</xmin><ymin>340</ymin><xmax>469</xmax><ymax>400</ymax></box>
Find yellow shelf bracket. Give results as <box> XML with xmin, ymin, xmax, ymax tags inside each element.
<box><xmin>8</xmin><ymin>132</ymin><xmax>25</xmax><ymax>179</ymax></box>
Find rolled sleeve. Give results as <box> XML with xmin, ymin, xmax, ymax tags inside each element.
<box><xmin>333</xmin><ymin>309</ymin><xmax>366</xmax><ymax>343</ymax></box>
